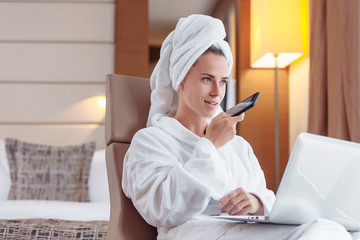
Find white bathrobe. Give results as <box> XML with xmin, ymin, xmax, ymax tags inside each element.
<box><xmin>122</xmin><ymin>115</ymin><xmax>353</xmax><ymax>240</ymax></box>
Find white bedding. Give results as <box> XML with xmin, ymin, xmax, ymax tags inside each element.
<box><xmin>0</xmin><ymin>200</ymin><xmax>110</xmax><ymax>221</ymax></box>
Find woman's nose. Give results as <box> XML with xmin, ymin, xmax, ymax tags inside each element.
<box><xmin>210</xmin><ymin>82</ymin><xmax>221</xmax><ymax>96</ymax></box>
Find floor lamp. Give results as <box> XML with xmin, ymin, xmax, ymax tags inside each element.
<box><xmin>250</xmin><ymin>0</ymin><xmax>303</xmax><ymax>189</ymax></box>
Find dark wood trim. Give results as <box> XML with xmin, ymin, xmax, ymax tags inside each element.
<box><xmin>211</xmin><ymin>0</ymin><xmax>236</xmax><ymax>20</ymax></box>
<box><xmin>115</xmin><ymin>0</ymin><xmax>149</xmax><ymax>78</ymax></box>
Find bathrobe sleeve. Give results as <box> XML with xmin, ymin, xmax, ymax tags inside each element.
<box><xmin>122</xmin><ymin>128</ymin><xmax>229</xmax><ymax>228</ymax></box>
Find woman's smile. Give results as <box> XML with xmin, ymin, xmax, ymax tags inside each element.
<box><xmin>204</xmin><ymin>99</ymin><xmax>219</xmax><ymax>108</ymax></box>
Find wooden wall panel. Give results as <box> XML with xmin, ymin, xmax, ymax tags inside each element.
<box><xmin>115</xmin><ymin>0</ymin><xmax>149</xmax><ymax>78</ymax></box>
<box><xmin>0</xmin><ymin>1</ymin><xmax>115</xmax><ymax>150</ymax></box>
<box><xmin>236</xmin><ymin>0</ymin><xmax>289</xmax><ymax>192</ymax></box>
<box><xmin>0</xmin><ymin>43</ymin><xmax>114</xmax><ymax>82</ymax></box>
<box><xmin>0</xmin><ymin>84</ymin><xmax>105</xmax><ymax>123</ymax></box>
<box><xmin>0</xmin><ymin>2</ymin><xmax>114</xmax><ymax>42</ymax></box>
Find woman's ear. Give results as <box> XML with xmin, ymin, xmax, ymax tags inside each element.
<box><xmin>178</xmin><ymin>81</ymin><xmax>185</xmax><ymax>91</ymax></box>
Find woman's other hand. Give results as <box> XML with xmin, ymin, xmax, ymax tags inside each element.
<box><xmin>205</xmin><ymin>112</ymin><xmax>244</xmax><ymax>148</ymax></box>
<box><xmin>217</xmin><ymin>187</ymin><xmax>264</xmax><ymax>216</ymax></box>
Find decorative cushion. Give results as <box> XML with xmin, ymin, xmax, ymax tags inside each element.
<box><xmin>5</xmin><ymin>138</ymin><xmax>96</xmax><ymax>202</ymax></box>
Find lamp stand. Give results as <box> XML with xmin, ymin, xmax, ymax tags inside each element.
<box><xmin>274</xmin><ymin>54</ymin><xmax>280</xmax><ymax>189</ymax></box>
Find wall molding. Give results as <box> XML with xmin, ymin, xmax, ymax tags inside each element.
<box><xmin>0</xmin><ymin>81</ymin><xmax>106</xmax><ymax>85</ymax></box>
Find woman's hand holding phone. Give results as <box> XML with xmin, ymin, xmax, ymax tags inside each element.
<box><xmin>205</xmin><ymin>112</ymin><xmax>244</xmax><ymax>149</ymax></box>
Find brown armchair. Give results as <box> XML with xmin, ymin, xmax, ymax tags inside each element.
<box><xmin>105</xmin><ymin>74</ymin><xmax>157</xmax><ymax>240</ymax></box>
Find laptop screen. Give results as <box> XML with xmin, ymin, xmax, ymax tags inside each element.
<box><xmin>270</xmin><ymin>132</ymin><xmax>360</xmax><ymax>231</ymax></box>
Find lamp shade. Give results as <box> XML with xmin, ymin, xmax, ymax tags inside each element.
<box><xmin>251</xmin><ymin>0</ymin><xmax>303</xmax><ymax>68</ymax></box>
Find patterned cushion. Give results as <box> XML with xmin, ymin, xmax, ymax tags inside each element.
<box><xmin>5</xmin><ymin>138</ymin><xmax>96</xmax><ymax>202</ymax></box>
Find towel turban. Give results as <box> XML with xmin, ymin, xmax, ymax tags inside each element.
<box><xmin>147</xmin><ymin>14</ymin><xmax>233</xmax><ymax>126</ymax></box>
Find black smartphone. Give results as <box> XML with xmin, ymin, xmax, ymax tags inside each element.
<box><xmin>225</xmin><ymin>92</ymin><xmax>260</xmax><ymax>117</ymax></box>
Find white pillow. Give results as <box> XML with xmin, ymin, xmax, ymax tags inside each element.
<box><xmin>88</xmin><ymin>149</ymin><xmax>110</xmax><ymax>202</ymax></box>
<box><xmin>0</xmin><ymin>140</ymin><xmax>11</xmax><ymax>200</ymax></box>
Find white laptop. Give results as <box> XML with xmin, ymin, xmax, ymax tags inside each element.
<box><xmin>213</xmin><ymin>132</ymin><xmax>360</xmax><ymax>231</ymax></box>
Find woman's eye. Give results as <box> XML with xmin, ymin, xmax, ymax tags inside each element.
<box><xmin>220</xmin><ymin>80</ymin><xmax>228</xmax><ymax>85</ymax></box>
<box><xmin>203</xmin><ymin>77</ymin><xmax>211</xmax><ymax>83</ymax></box>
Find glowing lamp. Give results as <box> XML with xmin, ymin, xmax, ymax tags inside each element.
<box><xmin>251</xmin><ymin>0</ymin><xmax>304</xmax><ymax>189</ymax></box>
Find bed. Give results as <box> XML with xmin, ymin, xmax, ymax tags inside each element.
<box><xmin>0</xmin><ymin>138</ymin><xmax>110</xmax><ymax>239</ymax></box>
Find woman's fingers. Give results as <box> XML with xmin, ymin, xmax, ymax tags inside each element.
<box><xmin>206</xmin><ymin>113</ymin><xmax>239</xmax><ymax>148</ymax></box>
<box><xmin>230</xmin><ymin>112</ymin><xmax>245</xmax><ymax>123</ymax></box>
<box><xmin>213</xmin><ymin>111</ymin><xmax>229</xmax><ymax>120</ymax></box>
<box><xmin>217</xmin><ymin>188</ymin><xmax>262</xmax><ymax>216</ymax></box>
<box><xmin>217</xmin><ymin>188</ymin><xmax>246</xmax><ymax>212</ymax></box>
<box><xmin>223</xmin><ymin>196</ymin><xmax>250</xmax><ymax>215</ymax></box>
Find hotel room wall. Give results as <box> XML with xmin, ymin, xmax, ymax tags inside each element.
<box><xmin>289</xmin><ymin>56</ymin><xmax>309</xmax><ymax>151</ymax></box>
<box><xmin>0</xmin><ymin>0</ymin><xmax>115</xmax><ymax>150</ymax></box>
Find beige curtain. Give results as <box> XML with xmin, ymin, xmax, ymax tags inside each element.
<box><xmin>308</xmin><ymin>0</ymin><xmax>360</xmax><ymax>143</ymax></box>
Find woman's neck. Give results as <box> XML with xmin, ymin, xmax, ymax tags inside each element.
<box><xmin>174</xmin><ymin>111</ymin><xmax>208</xmax><ymax>137</ymax></box>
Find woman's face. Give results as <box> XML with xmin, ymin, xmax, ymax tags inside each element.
<box><xmin>178</xmin><ymin>53</ymin><xmax>228</xmax><ymax>119</ymax></box>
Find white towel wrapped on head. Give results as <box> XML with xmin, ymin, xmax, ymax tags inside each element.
<box><xmin>147</xmin><ymin>14</ymin><xmax>233</xmax><ymax>127</ymax></box>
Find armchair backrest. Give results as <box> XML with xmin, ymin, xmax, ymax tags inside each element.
<box><xmin>105</xmin><ymin>74</ymin><xmax>157</xmax><ymax>240</ymax></box>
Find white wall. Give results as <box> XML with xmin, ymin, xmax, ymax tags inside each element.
<box><xmin>0</xmin><ymin>0</ymin><xmax>115</xmax><ymax>149</ymax></box>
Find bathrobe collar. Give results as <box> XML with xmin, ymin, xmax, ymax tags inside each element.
<box><xmin>151</xmin><ymin>113</ymin><xmax>203</xmax><ymax>148</ymax></box>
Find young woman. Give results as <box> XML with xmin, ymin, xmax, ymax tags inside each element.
<box><xmin>122</xmin><ymin>14</ymin><xmax>352</xmax><ymax>240</ymax></box>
